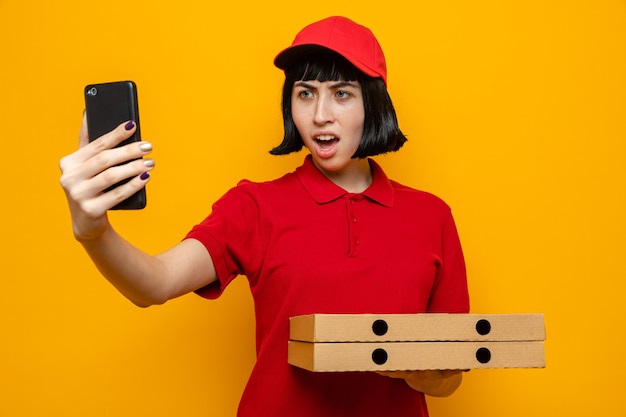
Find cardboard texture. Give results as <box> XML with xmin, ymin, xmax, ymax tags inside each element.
<box><xmin>288</xmin><ymin>313</ymin><xmax>546</xmax><ymax>372</ymax></box>
<box><xmin>289</xmin><ymin>313</ymin><xmax>546</xmax><ymax>342</ymax></box>
<box><xmin>288</xmin><ymin>340</ymin><xmax>546</xmax><ymax>372</ymax></box>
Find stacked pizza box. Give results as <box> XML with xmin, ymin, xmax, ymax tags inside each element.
<box><xmin>288</xmin><ymin>314</ymin><xmax>546</xmax><ymax>372</ymax></box>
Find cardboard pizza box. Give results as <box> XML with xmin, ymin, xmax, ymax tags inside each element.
<box><xmin>289</xmin><ymin>313</ymin><xmax>545</xmax><ymax>343</ymax></box>
<box><xmin>288</xmin><ymin>340</ymin><xmax>546</xmax><ymax>372</ymax></box>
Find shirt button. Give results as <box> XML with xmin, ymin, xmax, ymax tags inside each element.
<box><xmin>353</xmin><ymin>218</ymin><xmax>357</xmax><ymax>223</ymax></box>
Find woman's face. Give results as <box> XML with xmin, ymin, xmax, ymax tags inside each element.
<box><xmin>291</xmin><ymin>79</ymin><xmax>367</xmax><ymax>180</ymax></box>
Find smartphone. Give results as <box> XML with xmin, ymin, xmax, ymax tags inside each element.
<box><xmin>84</xmin><ymin>80</ymin><xmax>146</xmax><ymax>210</ymax></box>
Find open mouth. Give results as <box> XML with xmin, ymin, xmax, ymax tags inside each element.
<box><xmin>315</xmin><ymin>135</ymin><xmax>339</xmax><ymax>150</ymax></box>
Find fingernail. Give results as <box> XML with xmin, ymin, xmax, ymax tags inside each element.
<box><xmin>140</xmin><ymin>172</ymin><xmax>150</xmax><ymax>180</ymax></box>
<box><xmin>143</xmin><ymin>159</ymin><xmax>155</xmax><ymax>167</ymax></box>
<box><xmin>139</xmin><ymin>142</ymin><xmax>153</xmax><ymax>152</ymax></box>
<box><xmin>125</xmin><ymin>120</ymin><xmax>136</xmax><ymax>131</ymax></box>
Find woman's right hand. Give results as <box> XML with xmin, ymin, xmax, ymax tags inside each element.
<box><xmin>59</xmin><ymin>113</ymin><xmax>155</xmax><ymax>242</ymax></box>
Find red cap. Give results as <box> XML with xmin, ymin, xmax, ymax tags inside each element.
<box><xmin>274</xmin><ymin>16</ymin><xmax>387</xmax><ymax>85</ymax></box>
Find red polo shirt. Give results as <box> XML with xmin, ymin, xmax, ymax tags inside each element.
<box><xmin>186</xmin><ymin>155</ymin><xmax>469</xmax><ymax>417</ymax></box>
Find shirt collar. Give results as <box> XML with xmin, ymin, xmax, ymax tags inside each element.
<box><xmin>295</xmin><ymin>155</ymin><xmax>395</xmax><ymax>207</ymax></box>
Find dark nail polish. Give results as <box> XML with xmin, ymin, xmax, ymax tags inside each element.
<box><xmin>125</xmin><ymin>120</ymin><xmax>136</xmax><ymax>131</ymax></box>
<box><xmin>140</xmin><ymin>172</ymin><xmax>150</xmax><ymax>180</ymax></box>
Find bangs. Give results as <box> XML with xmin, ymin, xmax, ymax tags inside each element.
<box><xmin>290</xmin><ymin>52</ymin><xmax>362</xmax><ymax>83</ymax></box>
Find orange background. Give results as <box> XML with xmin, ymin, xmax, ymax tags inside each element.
<box><xmin>1</xmin><ymin>0</ymin><xmax>625</xmax><ymax>415</ymax></box>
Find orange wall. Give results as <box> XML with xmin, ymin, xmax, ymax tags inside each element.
<box><xmin>1</xmin><ymin>1</ymin><xmax>625</xmax><ymax>415</ymax></box>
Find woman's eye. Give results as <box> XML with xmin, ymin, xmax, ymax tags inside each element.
<box><xmin>298</xmin><ymin>90</ymin><xmax>313</xmax><ymax>98</ymax></box>
<box><xmin>336</xmin><ymin>90</ymin><xmax>350</xmax><ymax>99</ymax></box>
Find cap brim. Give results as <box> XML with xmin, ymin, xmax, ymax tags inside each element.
<box><xmin>274</xmin><ymin>44</ymin><xmax>381</xmax><ymax>80</ymax></box>
<box><xmin>274</xmin><ymin>44</ymin><xmax>336</xmax><ymax>70</ymax></box>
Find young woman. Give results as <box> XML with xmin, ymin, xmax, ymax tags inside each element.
<box><xmin>60</xmin><ymin>16</ymin><xmax>469</xmax><ymax>416</ymax></box>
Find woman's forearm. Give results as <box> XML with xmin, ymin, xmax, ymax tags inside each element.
<box><xmin>79</xmin><ymin>226</ymin><xmax>217</xmax><ymax>307</ymax></box>
<box><xmin>79</xmin><ymin>225</ymin><xmax>171</xmax><ymax>307</ymax></box>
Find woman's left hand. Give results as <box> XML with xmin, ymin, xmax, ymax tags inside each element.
<box><xmin>377</xmin><ymin>369</ymin><xmax>464</xmax><ymax>397</ymax></box>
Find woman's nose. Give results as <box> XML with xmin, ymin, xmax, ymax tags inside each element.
<box><xmin>313</xmin><ymin>96</ymin><xmax>334</xmax><ymax>125</ymax></box>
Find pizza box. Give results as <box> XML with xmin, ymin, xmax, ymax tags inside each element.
<box><xmin>289</xmin><ymin>313</ymin><xmax>545</xmax><ymax>343</ymax></box>
<box><xmin>288</xmin><ymin>340</ymin><xmax>546</xmax><ymax>372</ymax></box>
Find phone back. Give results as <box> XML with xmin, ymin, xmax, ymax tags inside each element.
<box><xmin>84</xmin><ymin>81</ymin><xmax>146</xmax><ymax>210</ymax></box>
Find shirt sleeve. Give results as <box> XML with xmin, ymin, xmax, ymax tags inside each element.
<box><xmin>185</xmin><ymin>181</ymin><xmax>263</xmax><ymax>299</ymax></box>
<box><xmin>427</xmin><ymin>211</ymin><xmax>470</xmax><ymax>313</ymax></box>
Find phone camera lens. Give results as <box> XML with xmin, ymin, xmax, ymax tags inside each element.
<box><xmin>87</xmin><ymin>87</ymin><xmax>97</xmax><ymax>96</ymax></box>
